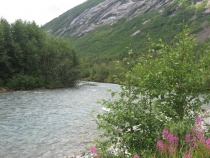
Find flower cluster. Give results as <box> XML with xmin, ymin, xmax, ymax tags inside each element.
<box><xmin>183</xmin><ymin>117</ymin><xmax>210</xmax><ymax>157</ymax></box>
<box><xmin>90</xmin><ymin>117</ymin><xmax>209</xmax><ymax>158</ymax></box>
<box><xmin>90</xmin><ymin>145</ymin><xmax>97</xmax><ymax>157</ymax></box>
<box><xmin>133</xmin><ymin>154</ymin><xmax>140</xmax><ymax>158</ymax></box>
<box><xmin>156</xmin><ymin>117</ymin><xmax>210</xmax><ymax>158</ymax></box>
<box><xmin>157</xmin><ymin>128</ymin><xmax>179</xmax><ymax>154</ymax></box>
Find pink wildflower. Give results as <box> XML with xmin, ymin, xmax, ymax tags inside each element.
<box><xmin>206</xmin><ymin>138</ymin><xmax>210</xmax><ymax>148</ymax></box>
<box><xmin>192</xmin><ymin>136</ymin><xmax>197</xmax><ymax>147</ymax></box>
<box><xmin>201</xmin><ymin>136</ymin><xmax>206</xmax><ymax>144</ymax></box>
<box><xmin>185</xmin><ymin>133</ymin><xmax>191</xmax><ymax>142</ymax></box>
<box><xmin>167</xmin><ymin>146</ymin><xmax>173</xmax><ymax>153</ymax></box>
<box><xmin>133</xmin><ymin>154</ymin><xmax>139</xmax><ymax>158</ymax></box>
<box><xmin>192</xmin><ymin>127</ymin><xmax>196</xmax><ymax>132</ymax></box>
<box><xmin>184</xmin><ymin>153</ymin><xmax>191</xmax><ymax>158</ymax></box>
<box><xmin>167</xmin><ymin>133</ymin><xmax>178</xmax><ymax>144</ymax></box>
<box><xmin>193</xmin><ymin>136</ymin><xmax>197</xmax><ymax>142</ymax></box>
<box><xmin>196</xmin><ymin>117</ymin><xmax>201</xmax><ymax>125</ymax></box>
<box><xmin>90</xmin><ymin>145</ymin><xmax>97</xmax><ymax>155</ymax></box>
<box><xmin>167</xmin><ymin>133</ymin><xmax>174</xmax><ymax>142</ymax></box>
<box><xmin>157</xmin><ymin>140</ymin><xmax>164</xmax><ymax>149</ymax></box>
<box><xmin>162</xmin><ymin>129</ymin><xmax>169</xmax><ymax>138</ymax></box>
<box><xmin>195</xmin><ymin>130</ymin><xmax>205</xmax><ymax>144</ymax></box>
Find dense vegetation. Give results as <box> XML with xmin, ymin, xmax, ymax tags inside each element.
<box><xmin>44</xmin><ymin>0</ymin><xmax>210</xmax><ymax>83</ymax></box>
<box><xmin>94</xmin><ymin>29</ymin><xmax>210</xmax><ymax>158</ymax></box>
<box><xmin>78</xmin><ymin>0</ymin><xmax>210</xmax><ymax>83</ymax></box>
<box><xmin>0</xmin><ymin>18</ymin><xmax>79</xmax><ymax>90</ymax></box>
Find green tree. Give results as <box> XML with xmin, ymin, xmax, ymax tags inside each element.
<box><xmin>0</xmin><ymin>18</ymin><xmax>80</xmax><ymax>90</ymax></box>
<box><xmin>41</xmin><ymin>36</ymin><xmax>79</xmax><ymax>87</ymax></box>
<box><xmin>0</xmin><ymin>18</ymin><xmax>14</xmax><ymax>81</ymax></box>
<box><xmin>95</xmin><ymin>29</ymin><xmax>210</xmax><ymax>157</ymax></box>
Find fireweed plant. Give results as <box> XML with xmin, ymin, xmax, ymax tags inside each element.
<box><xmin>90</xmin><ymin>145</ymin><xmax>97</xmax><ymax>157</ymax></box>
<box><xmin>95</xmin><ymin>28</ymin><xmax>210</xmax><ymax>157</ymax></box>
<box><xmin>155</xmin><ymin>117</ymin><xmax>210</xmax><ymax>158</ymax></box>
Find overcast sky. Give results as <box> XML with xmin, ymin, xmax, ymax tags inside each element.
<box><xmin>0</xmin><ymin>0</ymin><xmax>87</xmax><ymax>26</ymax></box>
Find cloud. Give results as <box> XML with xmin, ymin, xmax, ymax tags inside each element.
<box><xmin>0</xmin><ymin>0</ymin><xmax>87</xmax><ymax>26</ymax></box>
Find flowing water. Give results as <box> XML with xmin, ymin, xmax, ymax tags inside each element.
<box><xmin>0</xmin><ymin>82</ymin><xmax>120</xmax><ymax>158</ymax></box>
<box><xmin>1</xmin><ymin>82</ymin><xmax>209</xmax><ymax>158</ymax></box>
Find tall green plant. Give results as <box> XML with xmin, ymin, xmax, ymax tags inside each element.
<box><xmin>95</xmin><ymin>29</ymin><xmax>210</xmax><ymax>157</ymax></box>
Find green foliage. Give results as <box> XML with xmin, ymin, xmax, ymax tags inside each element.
<box><xmin>41</xmin><ymin>36</ymin><xmax>80</xmax><ymax>87</ymax></box>
<box><xmin>0</xmin><ymin>18</ymin><xmax>14</xmax><ymax>80</ymax></box>
<box><xmin>66</xmin><ymin>1</ymin><xmax>210</xmax><ymax>82</ymax></box>
<box><xmin>42</xmin><ymin>0</ymin><xmax>210</xmax><ymax>83</ymax></box>
<box><xmin>0</xmin><ymin>79</ymin><xmax>3</xmax><ymax>87</ymax></box>
<box><xmin>0</xmin><ymin>18</ymin><xmax>80</xmax><ymax>90</ymax></box>
<box><xmin>7</xmin><ymin>74</ymin><xmax>44</xmax><ymax>90</ymax></box>
<box><xmin>95</xmin><ymin>29</ymin><xmax>210</xmax><ymax>157</ymax></box>
<box><xmin>154</xmin><ymin>118</ymin><xmax>210</xmax><ymax>158</ymax></box>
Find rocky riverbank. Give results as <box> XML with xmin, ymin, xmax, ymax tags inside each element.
<box><xmin>61</xmin><ymin>151</ymin><xmax>91</xmax><ymax>158</ymax></box>
<box><xmin>40</xmin><ymin>151</ymin><xmax>95</xmax><ymax>158</ymax></box>
<box><xmin>0</xmin><ymin>87</ymin><xmax>11</xmax><ymax>93</ymax></box>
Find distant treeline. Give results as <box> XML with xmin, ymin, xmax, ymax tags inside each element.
<box><xmin>0</xmin><ymin>18</ymin><xmax>79</xmax><ymax>90</ymax></box>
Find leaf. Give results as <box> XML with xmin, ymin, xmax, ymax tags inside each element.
<box><xmin>128</xmin><ymin>50</ymin><xmax>133</xmax><ymax>55</ymax></box>
<box><xmin>111</xmin><ymin>92</ymin><xmax>116</xmax><ymax>97</ymax></box>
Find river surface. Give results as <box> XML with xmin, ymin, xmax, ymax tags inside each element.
<box><xmin>0</xmin><ymin>82</ymin><xmax>120</xmax><ymax>158</ymax></box>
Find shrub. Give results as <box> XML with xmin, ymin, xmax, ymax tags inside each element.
<box><xmin>155</xmin><ymin>117</ymin><xmax>210</xmax><ymax>158</ymax></box>
<box><xmin>95</xmin><ymin>28</ymin><xmax>210</xmax><ymax>156</ymax></box>
<box><xmin>7</xmin><ymin>74</ymin><xmax>44</xmax><ymax>90</ymax></box>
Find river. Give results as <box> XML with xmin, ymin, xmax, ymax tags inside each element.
<box><xmin>1</xmin><ymin>82</ymin><xmax>210</xmax><ymax>158</ymax></box>
<box><xmin>0</xmin><ymin>81</ymin><xmax>121</xmax><ymax>158</ymax></box>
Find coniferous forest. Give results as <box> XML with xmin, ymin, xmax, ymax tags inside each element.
<box><xmin>0</xmin><ymin>18</ymin><xmax>80</xmax><ymax>90</ymax></box>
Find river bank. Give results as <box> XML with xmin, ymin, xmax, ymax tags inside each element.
<box><xmin>0</xmin><ymin>87</ymin><xmax>11</xmax><ymax>93</ymax></box>
<box><xmin>0</xmin><ymin>81</ymin><xmax>83</xmax><ymax>93</ymax></box>
<box><xmin>0</xmin><ymin>85</ymin><xmax>73</xmax><ymax>93</ymax></box>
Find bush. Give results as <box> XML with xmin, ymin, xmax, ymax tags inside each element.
<box><xmin>7</xmin><ymin>74</ymin><xmax>44</xmax><ymax>90</ymax></box>
<box><xmin>95</xmin><ymin>28</ymin><xmax>210</xmax><ymax>157</ymax></box>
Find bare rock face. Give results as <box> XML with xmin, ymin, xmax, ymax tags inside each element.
<box><xmin>54</xmin><ymin>0</ymin><xmax>173</xmax><ymax>36</ymax></box>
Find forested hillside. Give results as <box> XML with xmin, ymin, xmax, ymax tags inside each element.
<box><xmin>43</xmin><ymin>0</ymin><xmax>210</xmax><ymax>83</ymax></box>
<box><xmin>0</xmin><ymin>18</ymin><xmax>80</xmax><ymax>90</ymax></box>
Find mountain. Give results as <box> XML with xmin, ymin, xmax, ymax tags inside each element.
<box><xmin>43</xmin><ymin>0</ymin><xmax>210</xmax><ymax>58</ymax></box>
<box><xmin>45</xmin><ymin>0</ymin><xmax>175</xmax><ymax>36</ymax></box>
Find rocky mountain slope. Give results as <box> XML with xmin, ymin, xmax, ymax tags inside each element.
<box><xmin>47</xmin><ymin>0</ymin><xmax>174</xmax><ymax>36</ymax></box>
<box><xmin>43</xmin><ymin>0</ymin><xmax>210</xmax><ymax>57</ymax></box>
